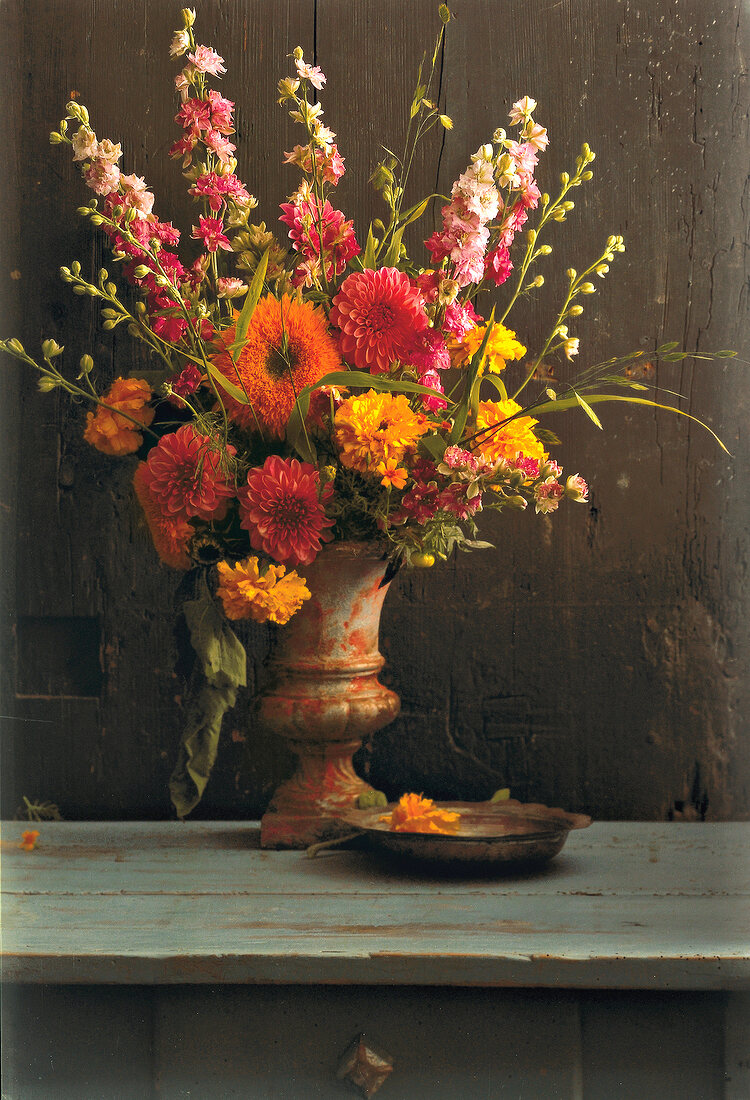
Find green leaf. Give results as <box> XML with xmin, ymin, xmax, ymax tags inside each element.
<box><xmin>169</xmin><ymin>573</ymin><xmax>247</xmax><ymax>819</ymax></box>
<box><xmin>203</xmin><ymin>360</ymin><xmax>252</xmax><ymax>405</ymax></box>
<box><xmin>483</xmin><ymin>373</ymin><xmax>508</xmax><ymax>402</ymax></box>
<box><xmin>382</xmin><ymin>225</ymin><xmax>405</xmax><ymax>268</ymax></box>
<box><xmin>450</xmin><ymin>309</ymin><xmax>495</xmax><ymax>444</ymax></box>
<box><xmin>534</xmin><ymin>427</ymin><xmax>562</xmax><ymax>445</ymax></box>
<box><xmin>398</xmin><ymin>195</ymin><xmax>432</xmax><ymax>227</ymax></box>
<box><xmin>362</xmin><ymin>224</ymin><xmax>378</xmax><ymax>270</ymax></box>
<box><xmin>655</xmin><ymin>341</ymin><xmax>680</xmax><ymax>354</ymax></box>
<box><xmin>230</xmin><ymin>245</ymin><xmax>270</xmax><ymax>363</ymax></box>
<box><xmin>418</xmin><ymin>433</ymin><xmax>450</xmax><ymax>461</ymax></box>
<box><xmin>490</xmin><ymin>787</ymin><xmax>511</xmax><ymax>803</ymax></box>
<box><xmin>530</xmin><ymin>393</ymin><xmax>730</xmax><ymax>454</ymax></box>
<box><xmin>573</xmin><ymin>390</ymin><xmax>603</xmax><ymax>429</ymax></box>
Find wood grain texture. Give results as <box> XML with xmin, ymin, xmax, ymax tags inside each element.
<box><xmin>5</xmin><ymin>985</ymin><xmax>735</xmax><ymax>1100</ymax></box>
<box><xmin>0</xmin><ymin>0</ymin><xmax>748</xmax><ymax>821</ymax></box>
<box><xmin>2</xmin><ymin>821</ymin><xmax>749</xmax><ymax>989</ymax></box>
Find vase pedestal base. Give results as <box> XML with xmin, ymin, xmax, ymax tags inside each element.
<box><xmin>259</xmin><ymin>746</ymin><xmax>381</xmax><ymax>849</ymax></box>
<box><xmin>260</xmin><ymin>806</ymin><xmax>368</xmax><ymax>850</ymax></box>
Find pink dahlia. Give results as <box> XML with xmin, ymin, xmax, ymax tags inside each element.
<box><xmin>330</xmin><ymin>268</ymin><xmax>429</xmax><ymax>374</ymax></box>
<box><xmin>238</xmin><ymin>455</ymin><xmax>334</xmax><ymax>568</ymax></box>
<box><xmin>143</xmin><ymin>425</ymin><xmax>236</xmax><ymax>522</ymax></box>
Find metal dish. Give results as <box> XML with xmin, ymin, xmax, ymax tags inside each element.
<box><xmin>337</xmin><ymin>799</ymin><xmax>591</xmax><ymax>867</ymax></box>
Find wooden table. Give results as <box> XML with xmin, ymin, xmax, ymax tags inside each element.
<box><xmin>2</xmin><ymin>821</ymin><xmax>749</xmax><ymax>1098</ymax></box>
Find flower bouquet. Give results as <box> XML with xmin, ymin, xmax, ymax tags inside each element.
<box><xmin>2</xmin><ymin>6</ymin><xmax>731</xmax><ymax>844</ymax></box>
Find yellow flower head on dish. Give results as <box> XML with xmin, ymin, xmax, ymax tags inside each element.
<box><xmin>379</xmin><ymin>793</ymin><xmax>461</xmax><ymax>835</ymax></box>
<box><xmin>216</xmin><ymin>556</ymin><xmax>310</xmax><ymax>625</ymax></box>
<box><xmin>451</xmin><ymin>322</ymin><xmax>526</xmax><ymax>374</ymax></box>
<box><xmin>334</xmin><ymin>390</ymin><xmax>429</xmax><ymax>476</ymax></box>
<box><xmin>473</xmin><ymin>398</ymin><xmax>548</xmax><ymax>467</ymax></box>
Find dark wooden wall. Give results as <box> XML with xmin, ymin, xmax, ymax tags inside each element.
<box><xmin>1</xmin><ymin>0</ymin><xmax>748</xmax><ymax>821</ymax></box>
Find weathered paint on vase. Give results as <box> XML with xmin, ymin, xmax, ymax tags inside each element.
<box><xmin>258</xmin><ymin>542</ymin><xmax>400</xmax><ymax>849</ymax></box>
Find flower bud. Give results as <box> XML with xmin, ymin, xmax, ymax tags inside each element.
<box><xmin>135</xmin><ymin>302</ymin><xmax>147</xmax><ymax>315</ymax></box>
<box><xmin>560</xmin><ymin>171</ymin><xmax>570</xmax><ymax>185</ymax></box>
<box><xmin>90</xmin><ymin>214</ymin><xmax>104</xmax><ymax>226</ymax></box>
<box><xmin>582</xmin><ymin>170</ymin><xmax>594</xmax><ymax>181</ymax></box>
<box><xmin>37</xmin><ymin>377</ymin><xmax>58</xmax><ymax>393</ymax></box>
<box><xmin>526</xmin><ymin>229</ymin><xmax>536</xmax><ymax>244</ymax></box>
<box><xmin>568</xmin><ymin>304</ymin><xmax>584</xmax><ymax>316</ymax></box>
<box><xmin>596</xmin><ymin>264</ymin><xmax>609</xmax><ymax>276</ymax></box>
<box><xmin>6</xmin><ymin>338</ymin><xmax>25</xmax><ymax>354</ymax></box>
<box><xmin>439</xmin><ymin>3</ymin><xmax>451</xmax><ymax>23</ymax></box>
<box><xmin>293</xmin><ymin>45</ymin><xmax>304</xmax><ymax>60</ymax></box>
<box><xmin>133</xmin><ymin>265</ymin><xmax>151</xmax><ymax>279</ymax></box>
<box><xmin>49</xmin><ymin>131</ymin><xmax>63</xmax><ymax>144</ymax></box>
<box><xmin>181</xmin><ymin>7</ymin><xmax>196</xmax><ymax>27</ymax></box>
<box><xmin>566</xmin><ymin>268</ymin><xmax>576</xmax><ymax>280</ymax></box>
<box><xmin>579</xmin><ymin>282</ymin><xmax>595</xmax><ymax>294</ymax></box>
<box><xmin>438</xmin><ymin>114</ymin><xmax>453</xmax><ymax>130</ymax></box>
<box><xmin>531</xmin><ymin>274</ymin><xmax>544</xmax><ymax>287</ymax></box>
<box><xmin>154</xmin><ymin>274</ymin><xmax>170</xmax><ymax>287</ymax></box>
<box><xmin>42</xmin><ymin>339</ymin><xmax>63</xmax><ymax>358</ymax></box>
<box><xmin>537</xmin><ymin>244</ymin><xmax>552</xmax><ymax>255</ymax></box>
<box><xmin>79</xmin><ymin>354</ymin><xmax>94</xmax><ymax>374</ymax></box>
<box><xmin>492</xmin><ymin>127</ymin><xmax>506</xmax><ymax>143</ymax></box>
<box><xmin>71</xmin><ymin>261</ymin><xmax>81</xmax><ymax>276</ymax></box>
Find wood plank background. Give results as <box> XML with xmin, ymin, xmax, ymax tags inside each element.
<box><xmin>1</xmin><ymin>0</ymin><xmax>748</xmax><ymax>821</ymax></box>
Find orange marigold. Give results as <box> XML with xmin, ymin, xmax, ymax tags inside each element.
<box><xmin>211</xmin><ymin>294</ymin><xmax>342</xmax><ymax>438</ymax></box>
<box><xmin>380</xmin><ymin>793</ymin><xmax>461</xmax><ymax>835</ymax></box>
<box><xmin>335</xmin><ymin>390</ymin><xmax>429</xmax><ymax>475</ymax></box>
<box><xmin>83</xmin><ymin>377</ymin><xmax>154</xmax><ymax>456</ymax></box>
<box><xmin>133</xmin><ymin>463</ymin><xmax>193</xmax><ymax>570</ymax></box>
<box><xmin>473</xmin><ymin>398</ymin><xmax>548</xmax><ymax>467</ymax></box>
<box><xmin>20</xmin><ymin>829</ymin><xmax>40</xmax><ymax>851</ymax></box>
<box><xmin>216</xmin><ymin>556</ymin><xmax>311</xmax><ymax>625</ymax></box>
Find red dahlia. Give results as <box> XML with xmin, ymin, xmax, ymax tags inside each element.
<box><xmin>143</xmin><ymin>424</ymin><xmax>236</xmax><ymax>522</ymax></box>
<box><xmin>329</xmin><ymin>267</ymin><xmax>429</xmax><ymax>374</ymax></box>
<box><xmin>238</xmin><ymin>455</ymin><xmax>333</xmax><ymax>568</ymax></box>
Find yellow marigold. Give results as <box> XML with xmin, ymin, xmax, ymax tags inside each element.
<box><xmin>473</xmin><ymin>398</ymin><xmax>548</xmax><ymax>467</ymax></box>
<box><xmin>83</xmin><ymin>377</ymin><xmax>154</xmax><ymax>456</ymax></box>
<box><xmin>216</xmin><ymin>556</ymin><xmax>311</xmax><ymax>625</ymax></box>
<box><xmin>452</xmin><ymin>322</ymin><xmax>526</xmax><ymax>374</ymax></box>
<box><xmin>379</xmin><ymin>793</ymin><xmax>461</xmax><ymax>835</ymax></box>
<box><xmin>334</xmin><ymin>390</ymin><xmax>429</xmax><ymax>475</ymax></box>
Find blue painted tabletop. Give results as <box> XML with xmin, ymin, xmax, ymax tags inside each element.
<box><xmin>2</xmin><ymin>821</ymin><xmax>748</xmax><ymax>989</ymax></box>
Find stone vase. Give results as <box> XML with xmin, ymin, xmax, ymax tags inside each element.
<box><xmin>257</xmin><ymin>541</ymin><xmax>400</xmax><ymax>849</ymax></box>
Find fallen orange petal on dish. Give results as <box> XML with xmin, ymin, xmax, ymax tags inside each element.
<box><xmin>379</xmin><ymin>793</ymin><xmax>461</xmax><ymax>835</ymax></box>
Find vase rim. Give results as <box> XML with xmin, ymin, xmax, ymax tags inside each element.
<box><xmin>319</xmin><ymin>539</ymin><xmax>389</xmax><ymax>561</ymax></box>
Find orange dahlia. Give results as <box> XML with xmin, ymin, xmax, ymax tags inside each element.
<box><xmin>211</xmin><ymin>294</ymin><xmax>342</xmax><ymax>438</ymax></box>
<box><xmin>473</xmin><ymin>398</ymin><xmax>548</xmax><ymax>467</ymax></box>
<box><xmin>216</xmin><ymin>556</ymin><xmax>310</xmax><ymax>624</ymax></box>
<box><xmin>379</xmin><ymin>793</ymin><xmax>461</xmax><ymax>835</ymax></box>
<box><xmin>133</xmin><ymin>463</ymin><xmax>193</xmax><ymax>570</ymax></box>
<box><xmin>334</xmin><ymin>390</ymin><xmax>429</xmax><ymax>475</ymax></box>
<box><xmin>83</xmin><ymin>377</ymin><xmax>154</xmax><ymax>456</ymax></box>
